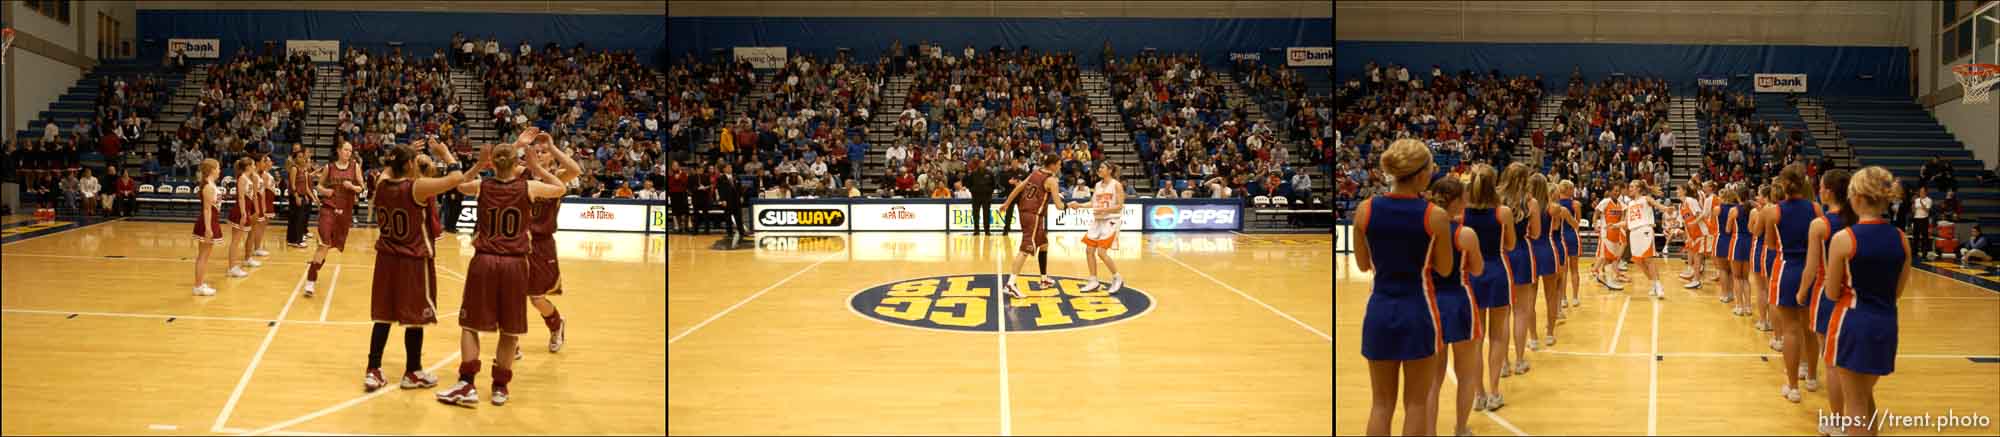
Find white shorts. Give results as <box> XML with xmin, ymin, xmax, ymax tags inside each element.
<box><xmin>1083</xmin><ymin>218</ymin><xmax>1122</xmax><ymax>249</ymax></box>
<box><xmin>1599</xmin><ymin>236</ymin><xmax>1625</xmax><ymax>260</ymax></box>
<box><xmin>1628</xmin><ymin>227</ymin><xmax>1656</xmax><ymax>259</ymax></box>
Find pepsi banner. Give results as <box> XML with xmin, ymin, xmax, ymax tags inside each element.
<box><xmin>1144</xmin><ymin>204</ymin><xmax>1239</xmax><ymax>230</ymax></box>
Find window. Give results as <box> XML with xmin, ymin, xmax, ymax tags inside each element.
<box><xmin>1961</xmin><ymin>22</ymin><xmax>1976</xmax><ymax>59</ymax></box>
<box><xmin>25</xmin><ymin>0</ymin><xmax>69</xmax><ymax>25</ymax></box>
<box><xmin>1944</xmin><ymin>28</ymin><xmax>1958</xmax><ymax>66</ymax></box>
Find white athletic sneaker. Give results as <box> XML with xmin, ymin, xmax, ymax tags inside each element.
<box><xmin>1037</xmin><ymin>277</ymin><xmax>1057</xmax><ymax>289</ymax></box>
<box><xmin>1798</xmin><ymin>364</ymin><xmax>1808</xmax><ymax>379</ymax></box>
<box><xmin>1770</xmin><ymin>338</ymin><xmax>1784</xmax><ymax>352</ymax></box>
<box><xmin>1514</xmin><ymin>360</ymin><xmax>1530</xmax><ymax>374</ymax></box>
<box><xmin>245</xmin><ymin>258</ymin><xmax>262</xmax><ymax>267</ymax></box>
<box><xmin>1720</xmin><ymin>294</ymin><xmax>1734</xmax><ymax>304</ymax></box>
<box><xmin>1604</xmin><ymin>278</ymin><xmax>1626</xmax><ymax>291</ymax></box>
<box><xmin>253</xmin><ymin>249</ymin><xmax>270</xmax><ymax>257</ymax></box>
<box><xmin>1618</xmin><ymin>261</ymin><xmax>1629</xmax><ymax>271</ymax></box>
<box><xmin>1526</xmin><ymin>339</ymin><xmax>1541</xmax><ymax>351</ymax></box>
<box><xmin>193</xmin><ymin>285</ymin><xmax>209</xmax><ymax>296</ymax></box>
<box><xmin>1471</xmin><ymin>394</ymin><xmax>1489</xmax><ymax>411</ymax></box>
<box><xmin>1803</xmin><ymin>377</ymin><xmax>1820</xmax><ymax>392</ymax></box>
<box><xmin>1107</xmin><ymin>276</ymin><xmax>1124</xmax><ymax>294</ymax></box>
<box><xmin>1781</xmin><ymin>385</ymin><xmax>1802</xmax><ymax>403</ymax></box>
<box><xmin>1546</xmin><ymin>335</ymin><xmax>1557</xmax><ymax>346</ymax></box>
<box><xmin>1679</xmin><ymin>270</ymin><xmax>1695</xmax><ymax>279</ymax></box>
<box><xmin>304</xmin><ymin>281</ymin><xmax>316</xmax><ymax>297</ymax></box>
<box><xmin>1683</xmin><ymin>280</ymin><xmax>1701</xmax><ymax>289</ymax></box>
<box><xmin>227</xmin><ymin>266</ymin><xmax>248</xmax><ymax>277</ymax></box>
<box><xmin>1756</xmin><ymin>320</ymin><xmax>1772</xmax><ymax>331</ymax></box>
<box><xmin>1079</xmin><ymin>280</ymin><xmax>1101</xmax><ymax>292</ymax></box>
<box><xmin>1486</xmin><ymin>393</ymin><xmax>1505</xmax><ymax>411</ymax></box>
<box><xmin>401</xmin><ymin>370</ymin><xmax>438</xmax><ymax>389</ymax></box>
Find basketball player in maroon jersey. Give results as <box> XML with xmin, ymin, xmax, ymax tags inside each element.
<box><xmin>361</xmin><ymin>139</ymin><xmax>473</xmax><ymax>392</ymax></box>
<box><xmin>307</xmin><ymin>142</ymin><xmax>366</xmax><ymax>296</ymax></box>
<box><xmin>522</xmin><ymin>134</ymin><xmax>580</xmax><ymax>354</ymax></box>
<box><xmin>996</xmin><ymin>155</ymin><xmax>1072</xmax><ymax>298</ymax></box>
<box><xmin>191</xmin><ymin>159</ymin><xmax>223</xmax><ymax>296</ymax></box>
<box><xmin>226</xmin><ymin>157</ymin><xmax>262</xmax><ymax>278</ymax></box>
<box><xmin>437</xmin><ymin>130</ymin><xmax>568</xmax><ymax>406</ymax></box>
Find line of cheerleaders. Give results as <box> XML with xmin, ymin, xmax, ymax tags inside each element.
<box><xmin>188</xmin><ymin>127</ymin><xmax>575</xmax><ymax>407</ymax></box>
<box><xmin>1351</xmin><ymin>139</ymin><xmax>1912</xmax><ymax>436</ymax></box>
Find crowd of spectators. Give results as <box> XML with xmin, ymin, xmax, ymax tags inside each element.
<box><xmin>873</xmin><ymin>44</ymin><xmax>1092</xmax><ymax>199</ymax></box>
<box><xmin>336</xmin><ymin>46</ymin><xmax>458</xmax><ymax>175</ymax></box>
<box><xmin>1110</xmin><ymin>53</ymin><xmax>1265</xmax><ymax>199</ymax></box>
<box><xmin>1539</xmin><ymin>71</ymin><xmax>1672</xmax><ymax>202</ymax></box>
<box><xmin>1695</xmin><ymin>86</ymin><xmax>1813</xmax><ymax>186</ymax></box>
<box><xmin>1231</xmin><ymin>57</ymin><xmax>1330</xmax><ymax>200</ymax></box>
<box><xmin>1332</xmin><ymin>61</ymin><xmax>1543</xmax><ymax>204</ymax></box>
<box><xmin>476</xmin><ymin>42</ymin><xmax>666</xmax><ymax>196</ymax></box>
<box><xmin>164</xmin><ymin>49</ymin><xmax>314</xmax><ymax>181</ymax></box>
<box><xmin>727</xmin><ymin>53</ymin><xmax>882</xmax><ymax>199</ymax></box>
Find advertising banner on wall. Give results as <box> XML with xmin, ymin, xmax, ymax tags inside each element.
<box><xmin>557</xmin><ymin>203</ymin><xmax>650</xmax><ymax>232</ymax></box>
<box><xmin>285</xmin><ymin>40</ymin><xmax>341</xmax><ymax>63</ymax></box>
<box><xmin>1754</xmin><ymin>74</ymin><xmax>1807</xmax><ymax>93</ymax></box>
<box><xmin>947</xmin><ymin>204</ymin><xmax>1010</xmax><ymax>231</ymax></box>
<box><xmin>650</xmin><ymin>205</ymin><xmax>667</xmax><ymax>233</ymax></box>
<box><xmin>1230</xmin><ymin>52</ymin><xmax>1261</xmax><ymax>61</ymax></box>
<box><xmin>732</xmin><ymin>46</ymin><xmax>787</xmax><ymax>69</ymax></box>
<box><xmin>1144</xmin><ymin>204</ymin><xmax>1239</xmax><ymax>230</ymax></box>
<box><xmin>1045</xmin><ymin>204</ymin><xmax>1144</xmax><ymax>231</ymax></box>
<box><xmin>168</xmin><ymin>38</ymin><xmax>221</xmax><ymax>59</ymax></box>
<box><xmin>851</xmin><ymin>204</ymin><xmax>948</xmax><ymax>231</ymax></box>
<box><xmin>1286</xmin><ymin>46</ymin><xmax>1331</xmax><ymax>67</ymax></box>
<box><xmin>753</xmin><ymin>203</ymin><xmax>849</xmax><ymax>231</ymax></box>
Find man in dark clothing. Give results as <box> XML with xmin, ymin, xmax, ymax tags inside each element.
<box><xmin>967</xmin><ymin>160</ymin><xmax>997</xmax><ymax>235</ymax></box>
<box><xmin>717</xmin><ymin>164</ymin><xmax>752</xmax><ymax>239</ymax></box>
<box><xmin>998</xmin><ymin>158</ymin><xmax>1025</xmax><ymax>236</ymax></box>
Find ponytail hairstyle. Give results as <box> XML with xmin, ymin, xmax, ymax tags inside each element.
<box><xmin>1465</xmin><ymin>163</ymin><xmax>1501</xmax><ymax>209</ymax></box>
<box><xmin>1380</xmin><ymin>139</ymin><xmax>1436</xmax><ymax>187</ymax></box>
<box><xmin>1775</xmin><ymin>163</ymin><xmax>1809</xmax><ymax>199</ymax></box>
<box><xmin>1528</xmin><ymin>173</ymin><xmax>1551</xmax><ymax>209</ymax></box>
<box><xmin>1427</xmin><ymin>177</ymin><xmax>1465</xmax><ymax>209</ymax></box>
<box><xmin>233</xmin><ymin>157</ymin><xmax>254</xmax><ymax>182</ymax></box>
<box><xmin>380</xmin><ymin>144</ymin><xmax>420</xmax><ymax>179</ymax></box>
<box><xmin>491</xmin><ymin>142</ymin><xmax>521</xmax><ymax>177</ymax></box>
<box><xmin>1820</xmin><ymin>168</ymin><xmax>1856</xmax><ymax>227</ymax></box>
<box><xmin>198</xmin><ymin>158</ymin><xmax>221</xmax><ymax>183</ymax></box>
<box><xmin>1847</xmin><ymin>166</ymin><xmax>1902</xmax><ymax>214</ymax></box>
<box><xmin>1497</xmin><ymin>162</ymin><xmax>1533</xmax><ymax>223</ymax></box>
<box><xmin>1720</xmin><ymin>183</ymin><xmax>1743</xmax><ymax>204</ymax></box>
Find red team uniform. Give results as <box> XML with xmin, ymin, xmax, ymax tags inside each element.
<box><xmin>1015</xmin><ymin>169</ymin><xmax>1052</xmax><ymax>254</ymax></box>
<box><xmin>193</xmin><ymin>184</ymin><xmax>224</xmax><ymax>243</ymax></box>
<box><xmin>371</xmin><ymin>180</ymin><xmax>441</xmax><ymax>325</ymax></box>
<box><xmin>528</xmin><ymin>197</ymin><xmax>563</xmax><ymax>295</ymax></box>
<box><xmin>227</xmin><ymin>179</ymin><xmax>257</xmax><ymax>230</ymax></box>
<box><xmin>320</xmin><ymin>163</ymin><xmax>362</xmax><ymax>250</ymax></box>
<box><xmin>462</xmin><ymin>178</ymin><xmax>533</xmax><ymax>335</ymax></box>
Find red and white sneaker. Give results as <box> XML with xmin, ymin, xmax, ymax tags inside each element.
<box><xmin>491</xmin><ymin>385</ymin><xmax>510</xmax><ymax>406</ymax></box>
<box><xmin>549</xmin><ymin>317</ymin><xmax>566</xmax><ymax>353</ymax></box>
<box><xmin>400</xmin><ymin>370</ymin><xmax>438</xmax><ymax>389</ymax></box>
<box><xmin>435</xmin><ymin>381</ymin><xmax>479</xmax><ymax>406</ymax></box>
<box><xmin>1037</xmin><ymin>277</ymin><xmax>1057</xmax><ymax>290</ymax></box>
<box><xmin>363</xmin><ymin>368</ymin><xmax>385</xmax><ymax>392</ymax></box>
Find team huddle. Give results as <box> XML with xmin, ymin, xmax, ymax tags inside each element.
<box><xmin>189</xmin><ymin>127</ymin><xmax>579</xmax><ymax>407</ymax></box>
<box><xmin>1353</xmin><ymin>139</ymin><xmax>1913</xmax><ymax>436</ymax></box>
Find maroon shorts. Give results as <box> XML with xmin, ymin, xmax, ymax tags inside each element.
<box><xmin>528</xmin><ymin>238</ymin><xmax>562</xmax><ymax>296</ymax></box>
<box><xmin>458</xmin><ymin>253</ymin><xmax>530</xmax><ymax>335</ymax></box>
<box><xmin>371</xmin><ymin>252</ymin><xmax>440</xmax><ymax>325</ymax></box>
<box><xmin>317</xmin><ymin>206</ymin><xmax>353</xmax><ymax>250</ymax></box>
<box><xmin>1017</xmin><ymin>213</ymin><xmax>1048</xmax><ymax>254</ymax></box>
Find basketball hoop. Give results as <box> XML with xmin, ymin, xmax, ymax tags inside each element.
<box><xmin>1</xmin><ymin>28</ymin><xmax>16</xmax><ymax>66</ymax></box>
<box><xmin>1951</xmin><ymin>63</ymin><xmax>2000</xmax><ymax>104</ymax></box>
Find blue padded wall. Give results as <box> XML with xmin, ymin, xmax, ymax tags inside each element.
<box><xmin>138</xmin><ymin>10</ymin><xmax>665</xmax><ymax>65</ymax></box>
<box><xmin>667</xmin><ymin>17</ymin><xmax>1332</xmax><ymax>68</ymax></box>
<box><xmin>1335</xmin><ymin>41</ymin><xmax>1911</xmax><ymax>98</ymax></box>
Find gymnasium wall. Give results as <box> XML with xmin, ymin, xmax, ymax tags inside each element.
<box><xmin>4</xmin><ymin>1</ymin><xmax>137</xmax><ymax>137</ymax></box>
<box><xmin>134</xmin><ymin>10</ymin><xmax>666</xmax><ymax>66</ymax></box>
<box><xmin>6</xmin><ymin>51</ymin><xmax>83</xmax><ymax>136</ymax></box>
<box><xmin>1910</xmin><ymin>0</ymin><xmax>1998</xmax><ymax>170</ymax></box>
<box><xmin>1332</xmin><ymin>41</ymin><xmax>1913</xmax><ymax>98</ymax></box>
<box><xmin>666</xmin><ymin>17</ymin><xmax>1332</xmax><ymax>68</ymax></box>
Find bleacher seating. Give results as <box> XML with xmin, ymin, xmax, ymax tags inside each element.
<box><xmin>1824</xmin><ymin>97</ymin><xmax>1999</xmax><ymax>233</ymax></box>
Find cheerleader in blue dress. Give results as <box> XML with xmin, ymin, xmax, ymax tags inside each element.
<box><xmin>1820</xmin><ymin>166</ymin><xmax>1911</xmax><ymax>437</ymax></box>
<box><xmin>1353</xmin><ymin>140</ymin><xmax>1450</xmax><ymax>436</ymax></box>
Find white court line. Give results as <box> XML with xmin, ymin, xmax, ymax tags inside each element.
<box><xmin>317</xmin><ymin>266</ymin><xmax>342</xmax><ymax>322</ymax></box>
<box><xmin>1151</xmin><ymin>249</ymin><xmax>1331</xmax><ymax>341</ymax></box>
<box><xmin>236</xmin><ymin>351</ymin><xmax>463</xmax><ymax>436</ymax></box>
<box><xmin>1</xmin><ymin>217</ymin><xmax>127</xmax><ymax>246</ymax></box>
<box><xmin>1647</xmin><ymin>298</ymin><xmax>1660</xmax><ymax>437</ymax></box>
<box><xmin>436</xmin><ymin>265</ymin><xmax>468</xmax><ymax>282</ymax></box>
<box><xmin>668</xmin><ymin>251</ymin><xmax>839</xmax><ymax>345</ymax></box>
<box><xmin>212</xmin><ymin>268</ymin><xmax>312</xmax><ymax>433</ymax></box>
<box><xmin>147</xmin><ymin>424</ymin><xmax>178</xmax><ymax>431</ymax></box>
<box><xmin>1607</xmin><ymin>295</ymin><xmax>1631</xmax><ymax>354</ymax></box>
<box><xmin>994</xmin><ymin>242</ymin><xmax>1012</xmax><ymax>437</ymax></box>
<box><xmin>0</xmin><ymin>308</ymin><xmax>445</xmax><ymax>326</ymax></box>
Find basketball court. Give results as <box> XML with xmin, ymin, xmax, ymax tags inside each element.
<box><xmin>1</xmin><ymin>219</ymin><xmax>666</xmax><ymax>435</ymax></box>
<box><xmin>668</xmin><ymin>231</ymin><xmax>1333</xmax><ymax>435</ymax></box>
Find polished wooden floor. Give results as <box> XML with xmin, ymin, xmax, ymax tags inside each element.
<box><xmin>1</xmin><ymin>217</ymin><xmax>666</xmax><ymax>436</ymax></box>
<box><xmin>1336</xmin><ymin>253</ymin><xmax>2000</xmax><ymax>436</ymax></box>
<box><xmin>668</xmin><ymin>231</ymin><xmax>1333</xmax><ymax>435</ymax></box>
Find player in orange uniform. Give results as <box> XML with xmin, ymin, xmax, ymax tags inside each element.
<box><xmin>1594</xmin><ymin>184</ymin><xmax>1628</xmax><ymax>290</ymax></box>
<box><xmin>1068</xmin><ymin>163</ymin><xmax>1126</xmax><ymax>293</ymax></box>
<box><xmin>1677</xmin><ymin>182</ymin><xmax>1707</xmax><ymax>289</ymax></box>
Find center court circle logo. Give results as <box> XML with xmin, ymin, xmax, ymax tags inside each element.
<box><xmin>848</xmin><ymin>274</ymin><xmax>1154</xmax><ymax>332</ymax></box>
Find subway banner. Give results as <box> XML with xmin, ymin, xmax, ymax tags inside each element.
<box><xmin>168</xmin><ymin>38</ymin><xmax>221</xmax><ymax>59</ymax></box>
<box><xmin>286</xmin><ymin>40</ymin><xmax>341</xmax><ymax>63</ymax></box>
<box><xmin>733</xmin><ymin>46</ymin><xmax>788</xmax><ymax>69</ymax></box>
<box><xmin>1145</xmin><ymin>203</ymin><xmax>1239</xmax><ymax>230</ymax></box>
<box><xmin>1754</xmin><ymin>73</ymin><xmax>1807</xmax><ymax>93</ymax></box>
<box><xmin>754</xmin><ymin>203</ymin><xmax>849</xmax><ymax>231</ymax></box>
<box><xmin>851</xmin><ymin>203</ymin><xmax>948</xmax><ymax>231</ymax></box>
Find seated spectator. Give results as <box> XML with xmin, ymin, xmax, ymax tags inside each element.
<box><xmin>1157</xmin><ymin>184</ymin><xmax>1177</xmax><ymax>198</ymax></box>
<box><xmin>930</xmin><ymin>182</ymin><xmax>951</xmax><ymax>199</ymax></box>
<box><xmin>638</xmin><ymin>180</ymin><xmax>662</xmax><ymax>199</ymax></box>
<box><xmin>79</xmin><ymin>169</ymin><xmax>101</xmax><ymax>216</ymax></box>
<box><xmin>1962</xmin><ymin>227</ymin><xmax>1991</xmax><ymax>266</ymax></box>
<box><xmin>115</xmin><ymin>170</ymin><xmax>138</xmax><ymax>217</ymax></box>
<box><xmin>953</xmin><ymin>181</ymin><xmax>971</xmax><ymax>199</ymax></box>
<box><xmin>615</xmin><ymin>182</ymin><xmax>635</xmax><ymax>198</ymax></box>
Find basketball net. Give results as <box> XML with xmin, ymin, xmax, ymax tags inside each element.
<box><xmin>1951</xmin><ymin>63</ymin><xmax>2000</xmax><ymax>104</ymax></box>
<box><xmin>1</xmin><ymin>28</ymin><xmax>15</xmax><ymax>66</ymax></box>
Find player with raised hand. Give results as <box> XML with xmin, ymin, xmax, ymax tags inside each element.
<box><xmin>522</xmin><ymin>133</ymin><xmax>581</xmax><ymax>353</ymax></box>
<box><xmin>361</xmin><ymin>138</ymin><xmax>472</xmax><ymax>392</ymax></box>
<box><xmin>437</xmin><ymin>127</ymin><xmax>570</xmax><ymax>407</ymax></box>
